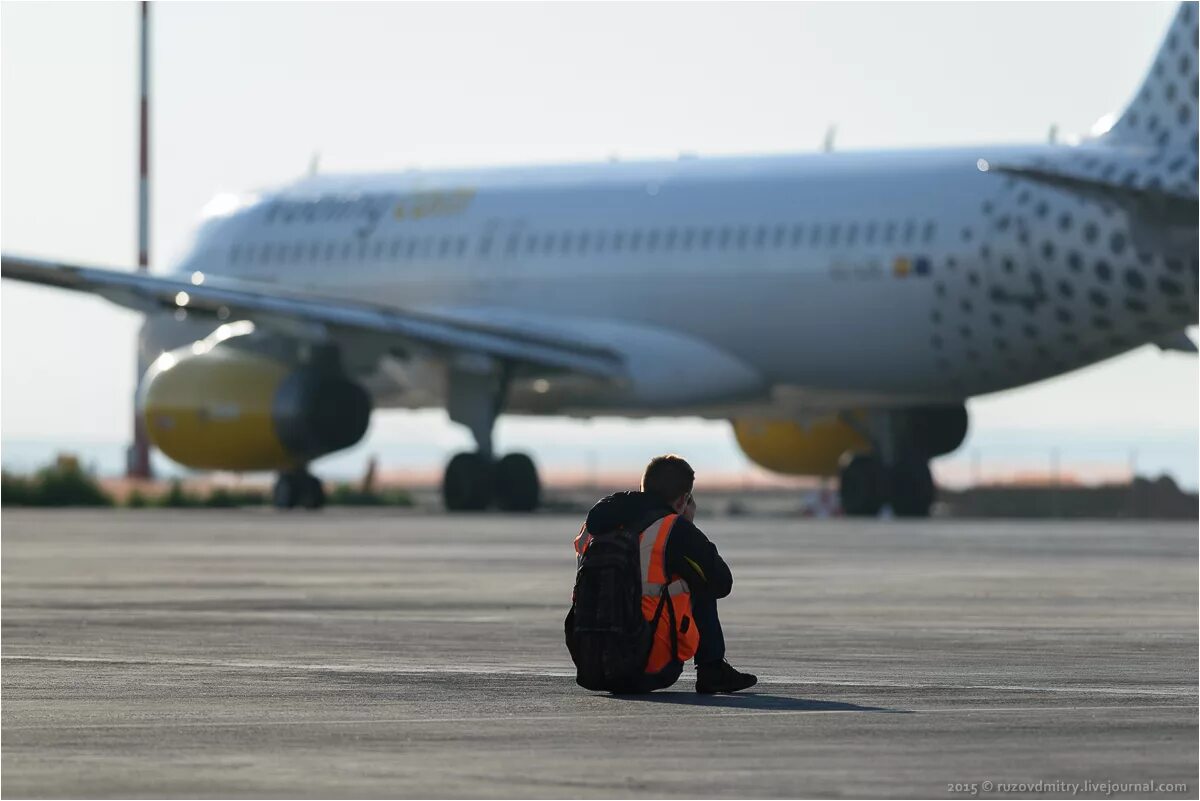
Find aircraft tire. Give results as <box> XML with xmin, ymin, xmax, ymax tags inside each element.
<box><xmin>838</xmin><ymin>452</ymin><xmax>886</xmax><ymax>517</ymax></box>
<box><xmin>298</xmin><ymin>472</ymin><xmax>326</xmax><ymax>510</ymax></box>
<box><xmin>442</xmin><ymin>452</ymin><xmax>493</xmax><ymax>512</ymax></box>
<box><xmin>274</xmin><ymin>470</ymin><xmax>326</xmax><ymax>510</ymax></box>
<box><xmin>494</xmin><ymin>452</ymin><xmax>541</xmax><ymax>512</ymax></box>
<box><xmin>888</xmin><ymin>455</ymin><xmax>934</xmax><ymax>518</ymax></box>
<box><xmin>273</xmin><ymin>473</ymin><xmax>298</xmax><ymax>510</ymax></box>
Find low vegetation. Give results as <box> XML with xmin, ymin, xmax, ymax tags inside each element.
<box><xmin>1</xmin><ymin>457</ymin><xmax>414</xmax><ymax>508</ymax></box>
<box><xmin>328</xmin><ymin>483</ymin><xmax>414</xmax><ymax>507</ymax></box>
<box><xmin>1</xmin><ymin>458</ymin><xmax>113</xmax><ymax>507</ymax></box>
<box><xmin>150</xmin><ymin>481</ymin><xmax>270</xmax><ymax>509</ymax></box>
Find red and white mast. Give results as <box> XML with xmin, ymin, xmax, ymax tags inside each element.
<box><xmin>137</xmin><ymin>1</ymin><xmax>150</xmax><ymax>272</ymax></box>
<box><xmin>126</xmin><ymin>0</ymin><xmax>153</xmax><ymax>479</ymax></box>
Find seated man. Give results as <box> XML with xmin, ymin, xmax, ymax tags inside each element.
<box><xmin>582</xmin><ymin>454</ymin><xmax>757</xmax><ymax>694</ymax></box>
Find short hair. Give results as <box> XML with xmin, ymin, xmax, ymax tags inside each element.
<box><xmin>641</xmin><ymin>454</ymin><xmax>695</xmax><ymax>504</ymax></box>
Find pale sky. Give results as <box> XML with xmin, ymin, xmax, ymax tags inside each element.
<box><xmin>1</xmin><ymin>1</ymin><xmax>1196</xmax><ymax>487</ymax></box>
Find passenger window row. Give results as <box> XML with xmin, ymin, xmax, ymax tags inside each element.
<box><xmin>502</xmin><ymin>219</ymin><xmax>936</xmax><ymax>256</ymax></box>
<box><xmin>230</xmin><ymin>219</ymin><xmax>937</xmax><ymax>264</ymax></box>
<box><xmin>231</xmin><ymin>235</ymin><xmax>471</xmax><ymax>265</ymax></box>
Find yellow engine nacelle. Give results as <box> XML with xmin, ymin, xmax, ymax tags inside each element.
<box><xmin>732</xmin><ymin>417</ymin><xmax>868</xmax><ymax>477</ymax></box>
<box><xmin>139</xmin><ymin>333</ymin><xmax>370</xmax><ymax>472</ymax></box>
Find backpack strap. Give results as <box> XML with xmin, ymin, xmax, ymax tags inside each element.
<box><xmin>663</xmin><ymin>584</ymin><xmax>679</xmax><ymax>664</ymax></box>
<box><xmin>644</xmin><ymin>583</ymin><xmax>679</xmax><ymax>671</ymax></box>
<box><xmin>643</xmin><ymin>514</ymin><xmax>682</xmax><ymax>668</ymax></box>
<box><xmin>648</xmin><ymin>585</ymin><xmax>670</xmax><ymax>638</ymax></box>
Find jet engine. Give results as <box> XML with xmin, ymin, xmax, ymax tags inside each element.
<box><xmin>732</xmin><ymin>405</ymin><xmax>968</xmax><ymax>477</ymax></box>
<box><xmin>732</xmin><ymin>417</ymin><xmax>869</xmax><ymax>476</ymax></box>
<box><xmin>139</xmin><ymin>327</ymin><xmax>370</xmax><ymax>471</ymax></box>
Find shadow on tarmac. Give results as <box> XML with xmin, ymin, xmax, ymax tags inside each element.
<box><xmin>610</xmin><ymin>692</ymin><xmax>906</xmax><ymax>713</ymax></box>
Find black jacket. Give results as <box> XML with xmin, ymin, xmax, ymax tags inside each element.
<box><xmin>584</xmin><ymin>491</ymin><xmax>732</xmax><ymax>599</ymax></box>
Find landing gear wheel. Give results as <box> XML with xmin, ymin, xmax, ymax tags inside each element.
<box><xmin>494</xmin><ymin>452</ymin><xmax>540</xmax><ymax>512</ymax></box>
<box><xmin>274</xmin><ymin>471</ymin><xmax>325</xmax><ymax>510</ymax></box>
<box><xmin>442</xmin><ymin>452</ymin><xmax>493</xmax><ymax>512</ymax></box>
<box><xmin>297</xmin><ymin>473</ymin><xmax>326</xmax><ymax>510</ymax></box>
<box><xmin>888</xmin><ymin>455</ymin><xmax>934</xmax><ymax>518</ymax></box>
<box><xmin>273</xmin><ymin>473</ymin><xmax>298</xmax><ymax>510</ymax></box>
<box><xmin>838</xmin><ymin>453</ymin><xmax>887</xmax><ymax>517</ymax></box>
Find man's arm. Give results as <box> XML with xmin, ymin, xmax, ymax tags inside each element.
<box><xmin>665</xmin><ymin>518</ymin><xmax>733</xmax><ymax>599</ymax></box>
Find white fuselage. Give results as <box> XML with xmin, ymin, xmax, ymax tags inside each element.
<box><xmin>162</xmin><ymin>145</ymin><xmax>1198</xmax><ymax>419</ymax></box>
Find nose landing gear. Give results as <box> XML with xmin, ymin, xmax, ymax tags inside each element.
<box><xmin>442</xmin><ymin>452</ymin><xmax>493</xmax><ymax>511</ymax></box>
<box><xmin>440</xmin><ymin>363</ymin><xmax>542</xmax><ymax>512</ymax></box>
<box><xmin>441</xmin><ymin>451</ymin><xmax>541</xmax><ymax>512</ymax></box>
<box><xmin>493</xmin><ymin>452</ymin><xmax>541</xmax><ymax>511</ymax></box>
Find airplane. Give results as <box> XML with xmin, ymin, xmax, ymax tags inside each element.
<box><xmin>3</xmin><ymin>3</ymin><xmax>1196</xmax><ymax>516</ymax></box>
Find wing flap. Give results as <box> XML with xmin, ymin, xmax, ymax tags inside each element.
<box><xmin>1</xmin><ymin>254</ymin><xmax>624</xmax><ymax>378</ymax></box>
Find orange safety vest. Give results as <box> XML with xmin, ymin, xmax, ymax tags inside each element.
<box><xmin>574</xmin><ymin>513</ymin><xmax>699</xmax><ymax>675</ymax></box>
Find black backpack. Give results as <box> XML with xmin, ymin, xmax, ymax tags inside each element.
<box><xmin>564</xmin><ymin>512</ymin><xmax>677</xmax><ymax>693</ymax></box>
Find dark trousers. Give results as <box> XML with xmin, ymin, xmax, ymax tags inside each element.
<box><xmin>690</xmin><ymin>594</ymin><xmax>726</xmax><ymax>666</ymax></box>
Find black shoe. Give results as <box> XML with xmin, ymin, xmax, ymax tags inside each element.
<box><xmin>695</xmin><ymin>660</ymin><xmax>758</xmax><ymax>694</ymax></box>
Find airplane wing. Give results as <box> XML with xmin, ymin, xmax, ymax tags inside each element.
<box><xmin>0</xmin><ymin>254</ymin><xmax>625</xmax><ymax>378</ymax></box>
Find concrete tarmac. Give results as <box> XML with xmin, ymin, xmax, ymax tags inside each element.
<box><xmin>2</xmin><ymin>510</ymin><xmax>1196</xmax><ymax>798</ymax></box>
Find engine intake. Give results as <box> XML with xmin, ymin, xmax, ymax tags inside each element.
<box><xmin>139</xmin><ymin>334</ymin><xmax>370</xmax><ymax>471</ymax></box>
<box><xmin>732</xmin><ymin>404</ymin><xmax>969</xmax><ymax>476</ymax></box>
<box><xmin>732</xmin><ymin>418</ymin><xmax>868</xmax><ymax>477</ymax></box>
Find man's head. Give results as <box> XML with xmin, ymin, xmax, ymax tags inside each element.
<box><xmin>641</xmin><ymin>454</ymin><xmax>695</xmax><ymax>514</ymax></box>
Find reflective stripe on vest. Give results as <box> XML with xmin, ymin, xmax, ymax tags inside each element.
<box><xmin>573</xmin><ymin>514</ymin><xmax>685</xmax><ymax>598</ymax></box>
<box><xmin>639</xmin><ymin>514</ymin><xmax>681</xmax><ymax>595</ymax></box>
<box><xmin>637</xmin><ymin>512</ymin><xmax>699</xmax><ymax>673</ymax></box>
<box><xmin>644</xmin><ymin>578</ymin><xmax>689</xmax><ymax>597</ymax></box>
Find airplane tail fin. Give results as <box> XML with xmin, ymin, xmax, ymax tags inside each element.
<box><xmin>1101</xmin><ymin>3</ymin><xmax>1197</xmax><ymax>173</ymax></box>
<box><xmin>992</xmin><ymin>5</ymin><xmax>1197</xmax><ymax>258</ymax></box>
<box><xmin>997</xmin><ymin>4</ymin><xmax>1197</xmax><ymax>202</ymax></box>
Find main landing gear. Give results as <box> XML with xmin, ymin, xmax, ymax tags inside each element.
<box><xmin>440</xmin><ymin>363</ymin><xmax>542</xmax><ymax>513</ymax></box>
<box><xmin>838</xmin><ymin>451</ymin><xmax>934</xmax><ymax>518</ymax></box>
<box><xmin>835</xmin><ymin>406</ymin><xmax>967</xmax><ymax>518</ymax></box>
<box><xmin>273</xmin><ymin>468</ymin><xmax>326</xmax><ymax>510</ymax></box>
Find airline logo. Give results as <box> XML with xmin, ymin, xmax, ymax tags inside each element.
<box><xmin>263</xmin><ymin>189</ymin><xmax>476</xmax><ymax>238</ymax></box>
<box><xmin>893</xmin><ymin>256</ymin><xmax>931</xmax><ymax>278</ymax></box>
